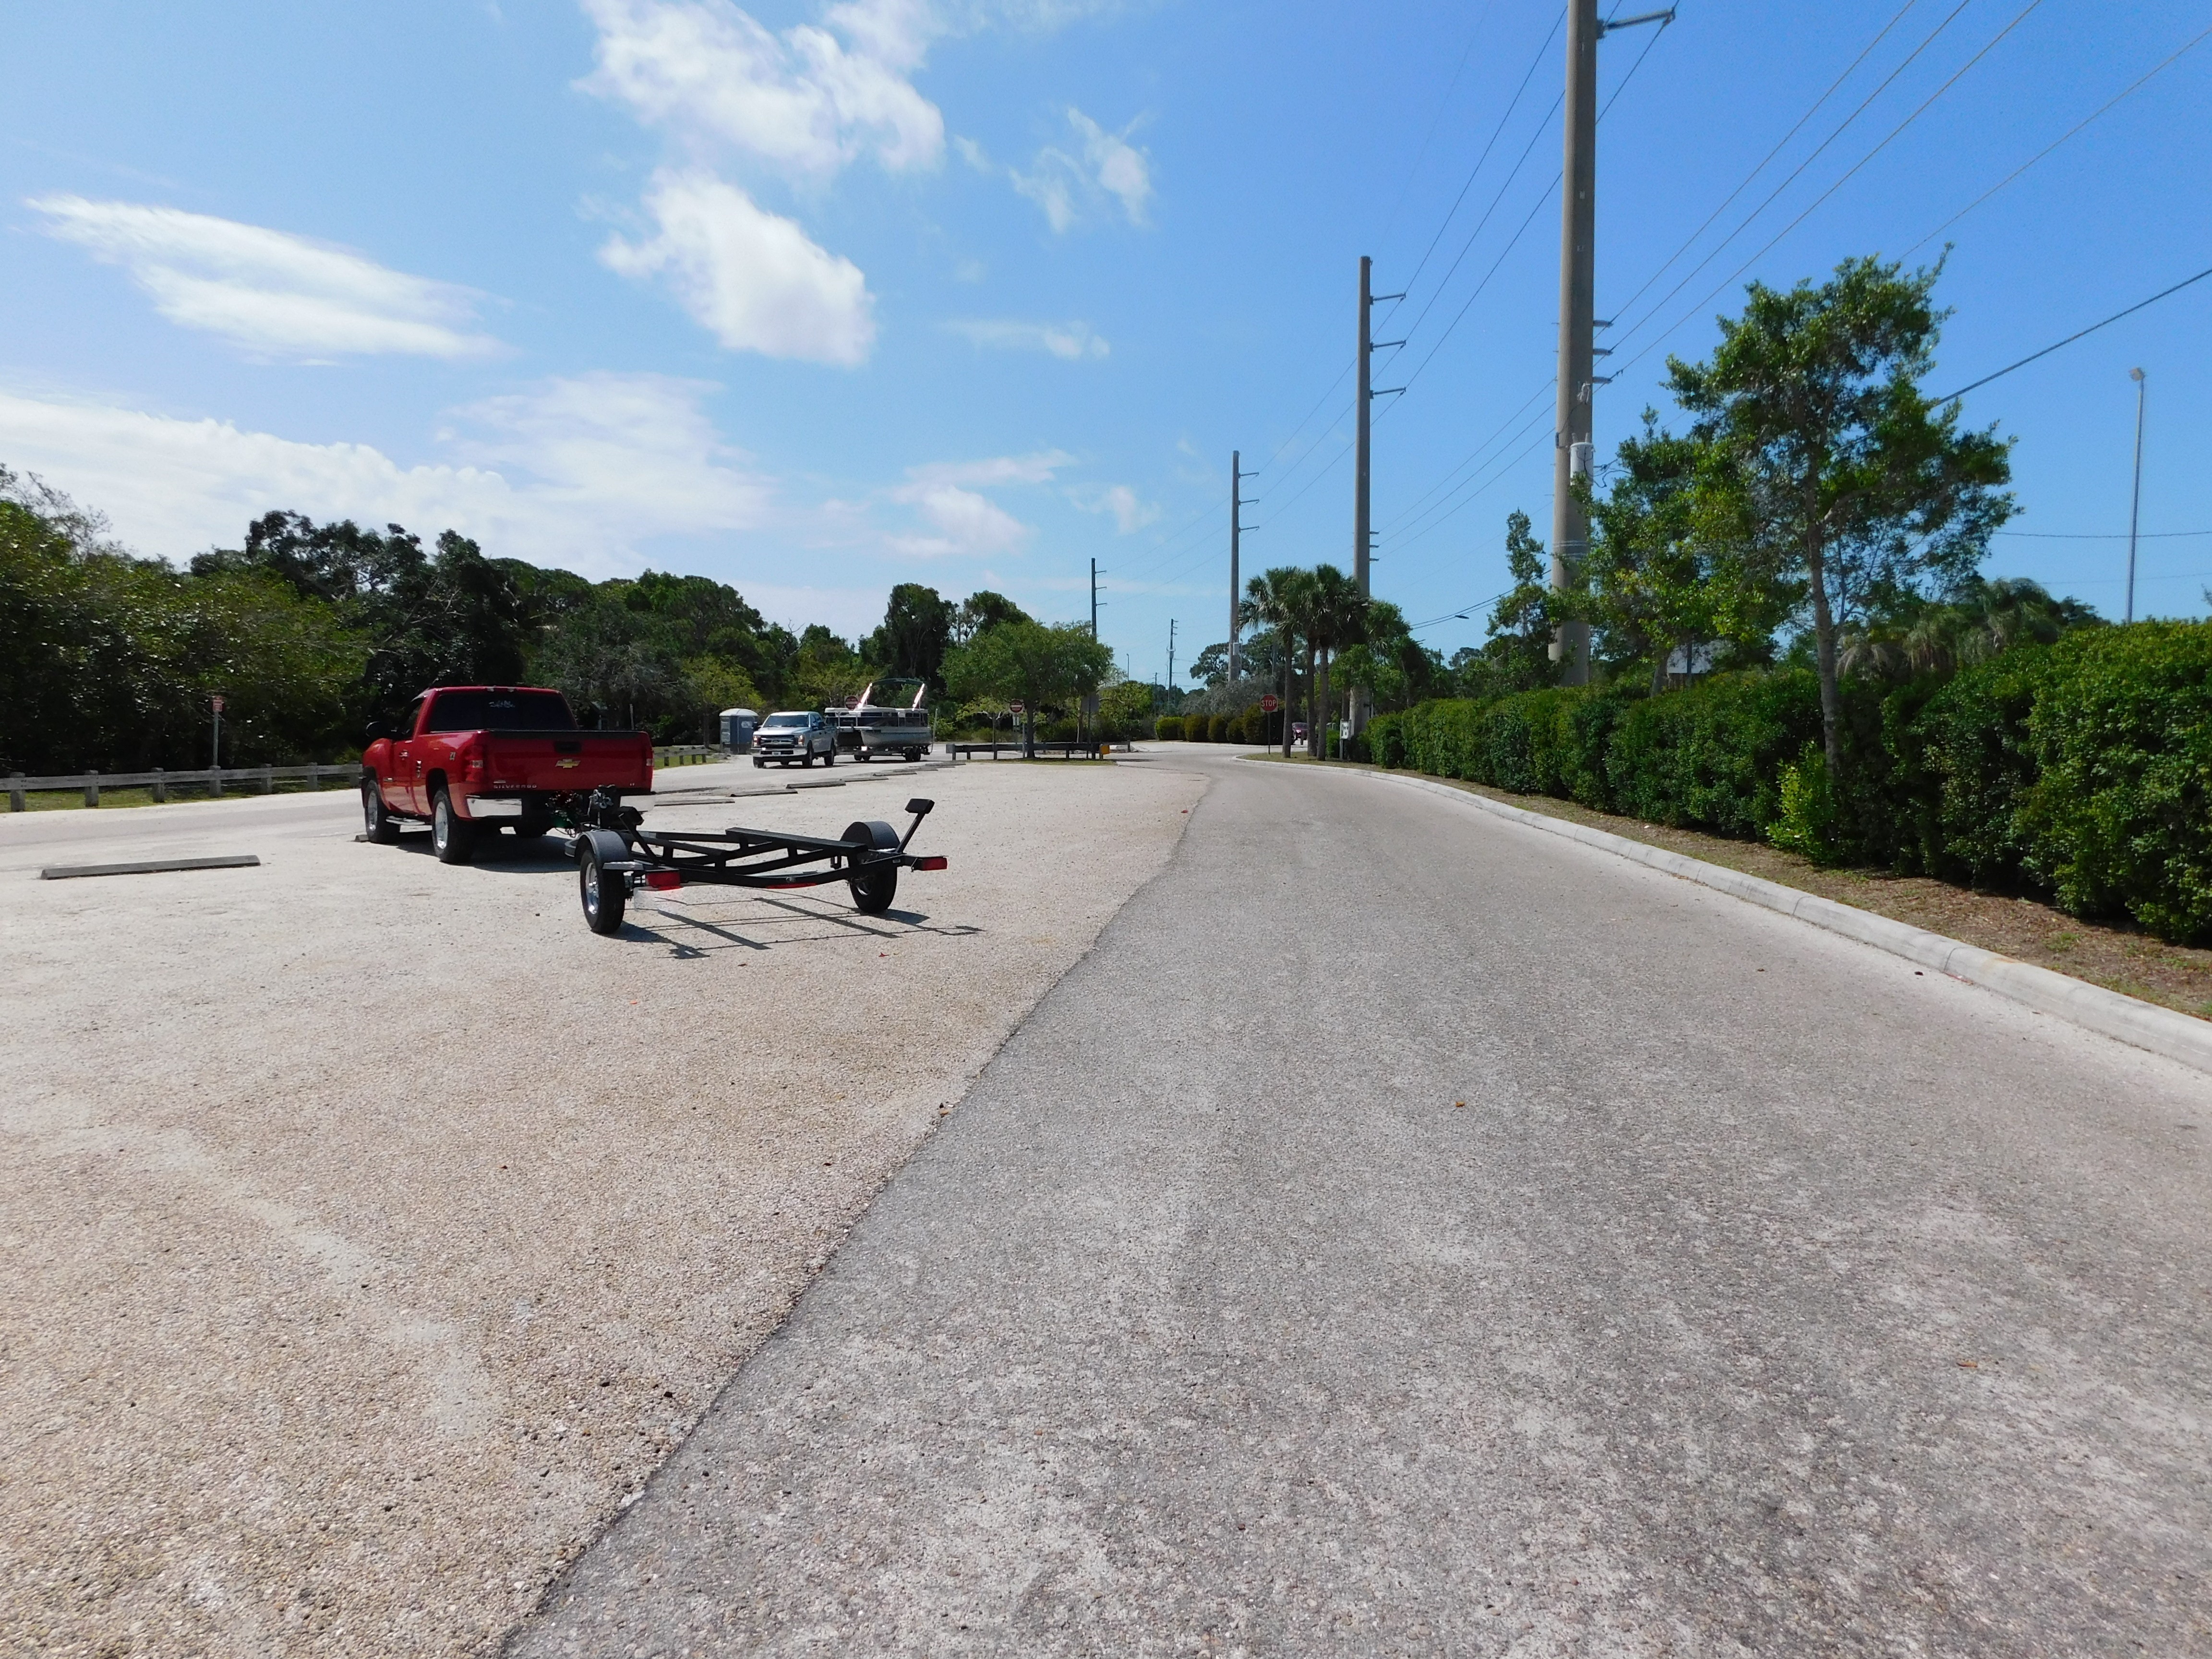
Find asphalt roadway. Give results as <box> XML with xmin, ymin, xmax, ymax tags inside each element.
<box><xmin>511</xmin><ymin>749</ymin><xmax>2212</xmax><ymax>1658</ymax></box>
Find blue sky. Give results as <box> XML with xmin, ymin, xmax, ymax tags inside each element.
<box><xmin>5</xmin><ymin>0</ymin><xmax>2208</xmax><ymax>680</ymax></box>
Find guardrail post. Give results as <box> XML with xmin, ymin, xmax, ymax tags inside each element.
<box><xmin>152</xmin><ymin>767</ymin><xmax>167</xmax><ymax>804</ymax></box>
<box><xmin>260</xmin><ymin>765</ymin><xmax>275</xmax><ymax>795</ymax></box>
<box><xmin>211</xmin><ymin>767</ymin><xmax>223</xmax><ymax>800</ymax></box>
<box><xmin>84</xmin><ymin>770</ymin><xmax>100</xmax><ymax>808</ymax></box>
<box><xmin>8</xmin><ymin>772</ymin><xmax>23</xmax><ymax>812</ymax></box>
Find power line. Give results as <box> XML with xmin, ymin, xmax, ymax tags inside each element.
<box><xmin>1408</xmin><ymin>585</ymin><xmax>1515</xmax><ymax>633</ymax></box>
<box><xmin>1382</xmin><ymin>417</ymin><xmax>1557</xmax><ymax>565</ymax></box>
<box><xmin>1386</xmin><ymin>12</ymin><xmax>1564</xmax><ymax>326</ymax></box>
<box><xmin>1603</xmin><ymin>0</ymin><xmax>1929</xmax><ymax>327</ymax></box>
<box><xmin>1376</xmin><ymin>379</ymin><xmax>1555</xmax><ymax>535</ymax></box>
<box><xmin>1376</xmin><ymin>19</ymin><xmax>1667</xmax><ymax>436</ymax></box>
<box><xmin>1934</xmin><ymin>263</ymin><xmax>2212</xmax><ymax>401</ymax></box>
<box><xmin>1393</xmin><ymin>95</ymin><xmax>1565</xmax><ymax>355</ymax></box>
<box><xmin>1998</xmin><ymin>528</ymin><xmax>2212</xmax><ymax>540</ymax></box>
<box><xmin>1603</xmin><ymin>0</ymin><xmax>1982</xmax><ymax>362</ymax></box>
<box><xmin>1378</xmin><ymin>2</ymin><xmax>1936</xmax><ymax>535</ymax></box>
<box><xmin>1373</xmin><ymin>0</ymin><xmax>1509</xmax><ymax>252</ymax></box>
<box><xmin>1606</xmin><ymin>0</ymin><xmax>2050</xmax><ymax>386</ymax></box>
<box><xmin>1902</xmin><ymin>18</ymin><xmax>2212</xmax><ymax>257</ymax></box>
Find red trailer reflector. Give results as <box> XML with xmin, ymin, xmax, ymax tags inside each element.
<box><xmin>914</xmin><ymin>855</ymin><xmax>948</xmax><ymax>871</ymax></box>
<box><xmin>643</xmin><ymin>870</ymin><xmax>683</xmax><ymax>890</ymax></box>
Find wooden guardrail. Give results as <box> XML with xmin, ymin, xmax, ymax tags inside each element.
<box><xmin>7</xmin><ymin>762</ymin><xmax>361</xmax><ymax>811</ymax></box>
<box><xmin>947</xmin><ymin>741</ymin><xmax>1121</xmax><ymax>759</ymax></box>
<box><xmin>653</xmin><ymin>745</ymin><xmax>721</xmax><ymax>768</ymax></box>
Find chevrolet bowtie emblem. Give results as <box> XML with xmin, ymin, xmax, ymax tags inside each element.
<box><xmin>556</xmin><ymin>758</ymin><xmax>580</xmax><ymax>769</ymax></box>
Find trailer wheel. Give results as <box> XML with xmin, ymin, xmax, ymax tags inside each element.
<box><xmin>362</xmin><ymin>779</ymin><xmax>399</xmax><ymax>843</ymax></box>
<box><xmin>578</xmin><ymin>839</ymin><xmax>628</xmax><ymax>935</ymax></box>
<box><xmin>431</xmin><ymin>787</ymin><xmax>474</xmax><ymax>865</ymax></box>
<box><xmin>843</xmin><ymin>819</ymin><xmax>900</xmax><ymax>915</ymax></box>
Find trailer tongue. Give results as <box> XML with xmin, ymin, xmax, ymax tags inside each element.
<box><xmin>569</xmin><ymin>789</ymin><xmax>945</xmax><ymax>935</ymax></box>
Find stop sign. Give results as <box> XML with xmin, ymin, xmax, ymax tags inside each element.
<box><xmin>1260</xmin><ymin>694</ymin><xmax>1279</xmax><ymax>713</ymax></box>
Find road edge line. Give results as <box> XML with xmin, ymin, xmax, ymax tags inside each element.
<box><xmin>1336</xmin><ymin>763</ymin><xmax>2212</xmax><ymax>1078</ymax></box>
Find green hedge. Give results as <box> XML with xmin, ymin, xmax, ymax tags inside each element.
<box><xmin>2022</xmin><ymin>624</ymin><xmax>2212</xmax><ymax>942</ymax></box>
<box><xmin>1364</xmin><ymin>625</ymin><xmax>2212</xmax><ymax>943</ymax></box>
<box><xmin>1154</xmin><ymin>715</ymin><xmax>1183</xmax><ymax>740</ymax></box>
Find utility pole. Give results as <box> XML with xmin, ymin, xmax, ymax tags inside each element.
<box><xmin>1353</xmin><ymin>255</ymin><xmax>1405</xmax><ymax>733</ymax></box>
<box><xmin>2127</xmin><ymin>367</ymin><xmax>2146</xmax><ymax>625</ymax></box>
<box><xmin>1166</xmin><ymin>618</ymin><xmax>1177</xmax><ymax>690</ymax></box>
<box><xmin>1090</xmin><ymin>557</ymin><xmax>1099</xmax><ymax>637</ymax></box>
<box><xmin>1230</xmin><ymin>451</ymin><xmax>1257</xmax><ymax>681</ymax></box>
<box><xmin>1550</xmin><ymin>1</ymin><xmax>1671</xmax><ymax>686</ymax></box>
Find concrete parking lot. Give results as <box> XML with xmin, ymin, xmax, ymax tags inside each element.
<box><xmin>0</xmin><ymin>756</ymin><xmax>1204</xmax><ymax>1658</ymax></box>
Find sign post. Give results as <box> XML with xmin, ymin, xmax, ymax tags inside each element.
<box><xmin>211</xmin><ymin>696</ymin><xmax>225</xmax><ymax>769</ymax></box>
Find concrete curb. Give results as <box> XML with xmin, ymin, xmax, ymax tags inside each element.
<box><xmin>1338</xmin><ymin>764</ymin><xmax>2212</xmax><ymax>1078</ymax></box>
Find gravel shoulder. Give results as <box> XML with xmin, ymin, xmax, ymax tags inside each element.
<box><xmin>0</xmin><ymin>757</ymin><xmax>1205</xmax><ymax>1658</ymax></box>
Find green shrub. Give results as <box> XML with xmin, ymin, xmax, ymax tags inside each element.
<box><xmin>1605</xmin><ymin>671</ymin><xmax>1820</xmax><ymax>836</ymax></box>
<box><xmin>2022</xmin><ymin>623</ymin><xmax>2212</xmax><ymax>943</ymax></box>
<box><xmin>1892</xmin><ymin>653</ymin><xmax>2050</xmax><ymax>883</ymax></box>
<box><xmin>1154</xmin><ymin>715</ymin><xmax>1181</xmax><ymax>741</ymax></box>
<box><xmin>1207</xmin><ymin>713</ymin><xmax>1230</xmax><ymax>743</ymax></box>
<box><xmin>1369</xmin><ymin>711</ymin><xmax>1407</xmax><ymax>768</ymax></box>
<box><xmin>1767</xmin><ymin>741</ymin><xmax>1845</xmax><ymax>864</ymax></box>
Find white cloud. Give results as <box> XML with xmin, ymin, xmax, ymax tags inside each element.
<box><xmin>580</xmin><ymin>0</ymin><xmax>944</xmax><ymax>181</ymax></box>
<box><xmin>943</xmin><ymin>318</ymin><xmax>1107</xmax><ymax>360</ymax></box>
<box><xmin>601</xmin><ymin>170</ymin><xmax>876</xmax><ymax>364</ymax></box>
<box><xmin>27</xmin><ymin>196</ymin><xmax>501</xmax><ymax>360</ymax></box>
<box><xmin>1070</xmin><ymin>482</ymin><xmax>1155</xmax><ymax>533</ymax></box>
<box><xmin>1008</xmin><ymin>106</ymin><xmax>1151</xmax><ymax>232</ymax></box>
<box><xmin>885</xmin><ymin>448</ymin><xmax>1070</xmax><ymax>555</ymax></box>
<box><xmin>888</xmin><ymin>480</ymin><xmax>1031</xmax><ymax>556</ymax></box>
<box><xmin>907</xmin><ymin>450</ymin><xmax>1071</xmax><ymax>487</ymax></box>
<box><xmin>0</xmin><ymin>375</ymin><xmax>768</xmax><ymax>573</ymax></box>
<box><xmin>1069</xmin><ymin>108</ymin><xmax>1150</xmax><ymax>224</ymax></box>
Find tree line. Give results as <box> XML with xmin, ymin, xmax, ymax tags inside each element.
<box><xmin>1187</xmin><ymin>256</ymin><xmax>2110</xmax><ymax>774</ymax></box>
<box><xmin>0</xmin><ymin>473</ymin><xmax>1127</xmax><ymax>775</ymax></box>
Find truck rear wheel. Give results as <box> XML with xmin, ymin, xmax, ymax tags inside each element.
<box><xmin>843</xmin><ymin>819</ymin><xmax>900</xmax><ymax>915</ymax></box>
<box><xmin>431</xmin><ymin>787</ymin><xmax>474</xmax><ymax>865</ymax></box>
<box><xmin>362</xmin><ymin>779</ymin><xmax>399</xmax><ymax>844</ymax></box>
<box><xmin>578</xmin><ymin>841</ymin><xmax>627</xmax><ymax>935</ymax></box>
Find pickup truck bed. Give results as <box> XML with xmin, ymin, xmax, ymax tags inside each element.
<box><xmin>361</xmin><ymin>685</ymin><xmax>654</xmax><ymax>866</ymax></box>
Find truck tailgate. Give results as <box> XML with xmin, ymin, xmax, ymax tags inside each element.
<box><xmin>480</xmin><ymin>731</ymin><xmax>654</xmax><ymax>793</ymax></box>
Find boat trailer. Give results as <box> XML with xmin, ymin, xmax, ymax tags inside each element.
<box><xmin>567</xmin><ymin>789</ymin><xmax>944</xmax><ymax>935</ymax></box>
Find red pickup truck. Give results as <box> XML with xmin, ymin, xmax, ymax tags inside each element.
<box><xmin>360</xmin><ymin>686</ymin><xmax>653</xmax><ymax>864</ymax></box>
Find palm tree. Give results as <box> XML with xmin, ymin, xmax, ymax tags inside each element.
<box><xmin>1304</xmin><ymin>564</ymin><xmax>1365</xmax><ymax>757</ymax></box>
<box><xmin>1241</xmin><ymin>566</ymin><xmax>1307</xmax><ymax>757</ymax></box>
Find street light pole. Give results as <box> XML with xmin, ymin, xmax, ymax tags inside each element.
<box><xmin>2127</xmin><ymin>367</ymin><xmax>2146</xmax><ymax>625</ymax></box>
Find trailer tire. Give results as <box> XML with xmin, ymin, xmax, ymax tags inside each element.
<box><xmin>578</xmin><ymin>834</ymin><xmax>628</xmax><ymax>935</ymax></box>
<box><xmin>362</xmin><ymin>779</ymin><xmax>400</xmax><ymax>843</ymax></box>
<box><xmin>843</xmin><ymin>819</ymin><xmax>900</xmax><ymax>915</ymax></box>
<box><xmin>431</xmin><ymin>787</ymin><xmax>474</xmax><ymax>865</ymax></box>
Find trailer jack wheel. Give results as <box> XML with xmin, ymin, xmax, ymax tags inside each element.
<box><xmin>843</xmin><ymin>819</ymin><xmax>900</xmax><ymax>915</ymax></box>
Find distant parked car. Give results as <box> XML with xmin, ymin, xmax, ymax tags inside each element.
<box><xmin>753</xmin><ymin>710</ymin><xmax>837</xmax><ymax>767</ymax></box>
